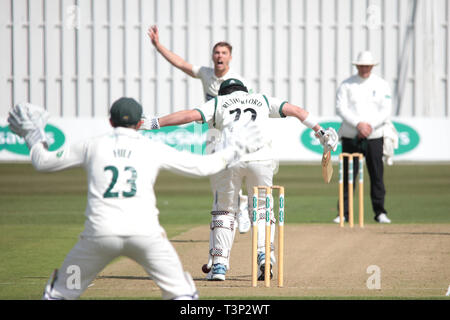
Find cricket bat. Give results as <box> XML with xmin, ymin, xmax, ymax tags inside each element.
<box><xmin>321</xmin><ymin>147</ymin><xmax>333</xmax><ymax>183</ymax></box>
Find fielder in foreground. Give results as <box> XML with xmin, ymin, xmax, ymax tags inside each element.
<box><xmin>141</xmin><ymin>79</ymin><xmax>338</xmax><ymax>281</ymax></box>
<box><xmin>7</xmin><ymin>98</ymin><xmax>261</xmax><ymax>300</ymax></box>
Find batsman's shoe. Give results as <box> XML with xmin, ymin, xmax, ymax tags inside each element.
<box><xmin>237</xmin><ymin>211</ymin><xmax>250</xmax><ymax>234</ymax></box>
<box><xmin>375</xmin><ymin>213</ymin><xmax>391</xmax><ymax>224</ymax></box>
<box><xmin>257</xmin><ymin>253</ymin><xmax>273</xmax><ymax>281</ymax></box>
<box><xmin>206</xmin><ymin>263</ymin><xmax>227</xmax><ymax>281</ymax></box>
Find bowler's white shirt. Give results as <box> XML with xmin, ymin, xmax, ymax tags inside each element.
<box><xmin>192</xmin><ymin>66</ymin><xmax>248</xmax><ymax>102</ymax></box>
<box><xmin>336</xmin><ymin>73</ymin><xmax>392</xmax><ymax>139</ymax></box>
<box><xmin>30</xmin><ymin>127</ymin><xmax>231</xmax><ymax>237</ymax></box>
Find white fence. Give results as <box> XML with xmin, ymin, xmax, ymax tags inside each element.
<box><xmin>1</xmin><ymin>0</ymin><xmax>449</xmax><ymax>118</ymax></box>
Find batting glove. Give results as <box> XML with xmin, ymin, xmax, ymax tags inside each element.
<box><xmin>315</xmin><ymin>127</ymin><xmax>338</xmax><ymax>152</ymax></box>
<box><xmin>140</xmin><ymin>114</ymin><xmax>160</xmax><ymax>130</ymax></box>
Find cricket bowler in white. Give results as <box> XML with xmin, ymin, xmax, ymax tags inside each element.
<box><xmin>147</xmin><ymin>25</ymin><xmax>252</xmax><ymax>234</ymax></box>
<box><xmin>7</xmin><ymin>97</ymin><xmax>261</xmax><ymax>299</ymax></box>
<box><xmin>142</xmin><ymin>79</ymin><xmax>338</xmax><ymax>281</ymax></box>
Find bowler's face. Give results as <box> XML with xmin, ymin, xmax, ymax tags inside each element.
<box><xmin>212</xmin><ymin>46</ymin><xmax>232</xmax><ymax>72</ymax></box>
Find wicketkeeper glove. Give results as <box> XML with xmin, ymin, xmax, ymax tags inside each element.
<box><xmin>221</xmin><ymin>117</ymin><xmax>263</xmax><ymax>168</ymax></box>
<box><xmin>8</xmin><ymin>103</ymin><xmax>49</xmax><ymax>149</ymax></box>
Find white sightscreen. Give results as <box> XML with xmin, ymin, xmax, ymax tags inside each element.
<box><xmin>1</xmin><ymin>0</ymin><xmax>449</xmax><ymax>118</ymax></box>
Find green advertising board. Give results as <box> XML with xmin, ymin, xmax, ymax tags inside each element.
<box><xmin>0</xmin><ymin>124</ymin><xmax>66</xmax><ymax>155</ymax></box>
<box><xmin>300</xmin><ymin>121</ymin><xmax>420</xmax><ymax>155</ymax></box>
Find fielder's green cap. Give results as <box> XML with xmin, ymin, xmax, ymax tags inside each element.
<box><xmin>110</xmin><ymin>97</ymin><xmax>143</xmax><ymax>126</ymax></box>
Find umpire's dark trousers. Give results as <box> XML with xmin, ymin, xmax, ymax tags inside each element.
<box><xmin>340</xmin><ymin>137</ymin><xmax>387</xmax><ymax>219</ymax></box>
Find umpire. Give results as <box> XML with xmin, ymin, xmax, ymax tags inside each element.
<box><xmin>334</xmin><ymin>51</ymin><xmax>392</xmax><ymax>224</ymax></box>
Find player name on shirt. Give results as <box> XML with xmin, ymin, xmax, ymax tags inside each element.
<box><xmin>113</xmin><ymin>149</ymin><xmax>132</xmax><ymax>158</ymax></box>
<box><xmin>222</xmin><ymin>97</ymin><xmax>263</xmax><ymax>109</ymax></box>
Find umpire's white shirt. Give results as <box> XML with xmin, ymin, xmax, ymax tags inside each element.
<box><xmin>30</xmin><ymin>127</ymin><xmax>231</xmax><ymax>237</ymax></box>
<box><xmin>336</xmin><ymin>73</ymin><xmax>392</xmax><ymax>139</ymax></box>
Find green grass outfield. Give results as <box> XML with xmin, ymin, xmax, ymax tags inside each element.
<box><xmin>1</xmin><ymin>162</ymin><xmax>450</xmax><ymax>300</ymax></box>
